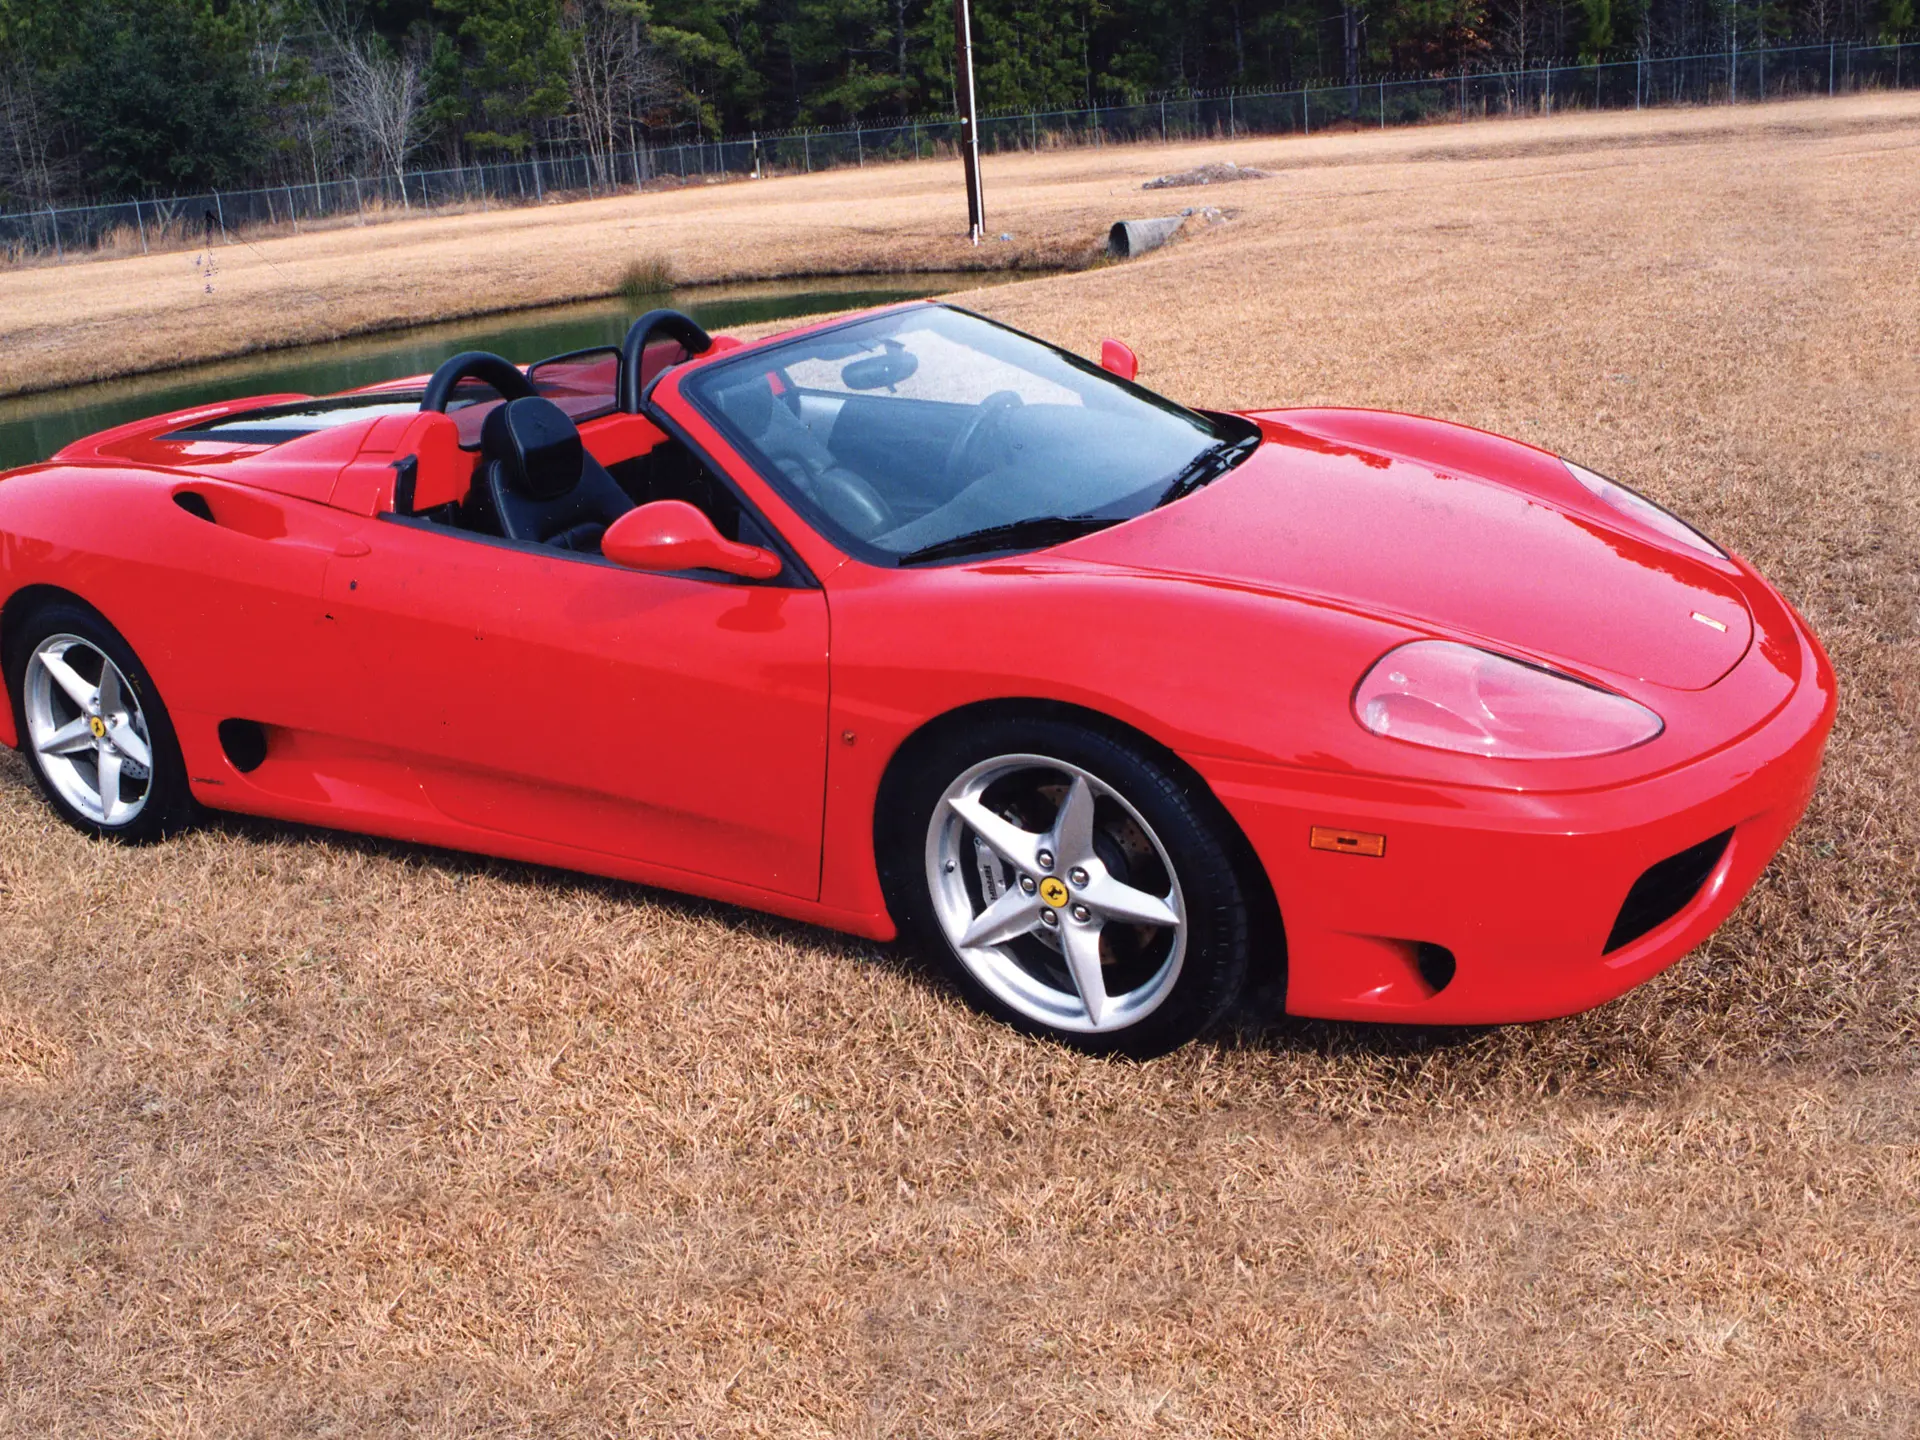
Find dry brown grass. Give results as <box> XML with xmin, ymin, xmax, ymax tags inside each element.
<box><xmin>3</xmin><ymin>94</ymin><xmax>1919</xmax><ymax>1435</ymax></box>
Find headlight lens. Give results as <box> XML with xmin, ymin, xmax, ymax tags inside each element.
<box><xmin>1563</xmin><ymin>459</ymin><xmax>1725</xmax><ymax>558</ymax></box>
<box><xmin>1354</xmin><ymin>641</ymin><xmax>1664</xmax><ymax>759</ymax></box>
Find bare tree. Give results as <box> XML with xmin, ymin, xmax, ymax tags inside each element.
<box><xmin>0</xmin><ymin>65</ymin><xmax>66</xmax><ymax>211</ymax></box>
<box><xmin>320</xmin><ymin>13</ymin><xmax>426</xmax><ymax>207</ymax></box>
<box><xmin>564</xmin><ymin>0</ymin><xmax>677</xmax><ymax>186</ymax></box>
<box><xmin>1492</xmin><ymin>0</ymin><xmax>1541</xmax><ymax>71</ymax></box>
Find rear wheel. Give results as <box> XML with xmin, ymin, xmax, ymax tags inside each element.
<box><xmin>5</xmin><ymin>601</ymin><xmax>194</xmax><ymax>843</ymax></box>
<box><xmin>882</xmin><ymin>716</ymin><xmax>1251</xmax><ymax>1056</ymax></box>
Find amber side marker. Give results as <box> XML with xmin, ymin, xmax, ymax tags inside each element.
<box><xmin>1310</xmin><ymin>826</ymin><xmax>1387</xmax><ymax>858</ymax></box>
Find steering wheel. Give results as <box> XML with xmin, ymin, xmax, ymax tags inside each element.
<box><xmin>620</xmin><ymin>310</ymin><xmax>713</xmax><ymax>412</ymax></box>
<box><xmin>944</xmin><ymin>390</ymin><xmax>1024</xmax><ymax>483</ymax></box>
<box><xmin>421</xmin><ymin>351</ymin><xmax>536</xmax><ymax>413</ymax></box>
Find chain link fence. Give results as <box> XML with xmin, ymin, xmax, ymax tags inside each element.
<box><xmin>4</xmin><ymin>39</ymin><xmax>1913</xmax><ymax>265</ymax></box>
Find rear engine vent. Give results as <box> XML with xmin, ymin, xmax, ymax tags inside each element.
<box><xmin>218</xmin><ymin>718</ymin><xmax>269</xmax><ymax>774</ymax></box>
<box><xmin>1605</xmin><ymin>830</ymin><xmax>1733</xmax><ymax>953</ymax></box>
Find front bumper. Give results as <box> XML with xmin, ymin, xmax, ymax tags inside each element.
<box><xmin>1187</xmin><ymin>616</ymin><xmax>1836</xmax><ymax>1025</ymax></box>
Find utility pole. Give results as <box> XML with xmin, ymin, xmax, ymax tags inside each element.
<box><xmin>953</xmin><ymin>0</ymin><xmax>985</xmax><ymax>242</ymax></box>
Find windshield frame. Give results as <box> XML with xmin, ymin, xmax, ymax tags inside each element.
<box><xmin>672</xmin><ymin>303</ymin><xmax>1247</xmax><ymax>568</ymax></box>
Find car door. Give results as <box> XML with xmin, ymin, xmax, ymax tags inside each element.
<box><xmin>318</xmin><ymin>521</ymin><xmax>830</xmax><ymax>900</ymax></box>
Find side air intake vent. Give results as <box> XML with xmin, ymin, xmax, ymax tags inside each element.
<box><xmin>218</xmin><ymin>719</ymin><xmax>269</xmax><ymax>774</ymax></box>
<box><xmin>174</xmin><ymin>491</ymin><xmax>216</xmax><ymax>523</ymax></box>
<box><xmin>1605</xmin><ymin>830</ymin><xmax>1733</xmax><ymax>953</ymax></box>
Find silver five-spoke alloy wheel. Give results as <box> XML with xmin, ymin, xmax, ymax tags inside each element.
<box><xmin>925</xmin><ymin>753</ymin><xmax>1187</xmax><ymax>1033</ymax></box>
<box><xmin>23</xmin><ymin>633</ymin><xmax>155</xmax><ymax>827</ymax></box>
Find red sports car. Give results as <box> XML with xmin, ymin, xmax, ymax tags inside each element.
<box><xmin>0</xmin><ymin>304</ymin><xmax>1834</xmax><ymax>1054</ymax></box>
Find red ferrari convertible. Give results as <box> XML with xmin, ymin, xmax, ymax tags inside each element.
<box><xmin>0</xmin><ymin>304</ymin><xmax>1834</xmax><ymax>1054</ymax></box>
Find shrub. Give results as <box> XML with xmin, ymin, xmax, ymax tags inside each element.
<box><xmin>618</xmin><ymin>255</ymin><xmax>675</xmax><ymax>303</ymax></box>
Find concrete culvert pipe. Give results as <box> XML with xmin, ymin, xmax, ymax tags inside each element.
<box><xmin>1108</xmin><ymin>215</ymin><xmax>1186</xmax><ymax>259</ymax></box>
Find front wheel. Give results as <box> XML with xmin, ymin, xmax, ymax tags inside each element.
<box><xmin>882</xmin><ymin>717</ymin><xmax>1252</xmax><ymax>1057</ymax></box>
<box><xmin>5</xmin><ymin>600</ymin><xmax>195</xmax><ymax>843</ymax></box>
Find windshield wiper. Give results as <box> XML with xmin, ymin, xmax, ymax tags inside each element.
<box><xmin>1156</xmin><ymin>433</ymin><xmax>1260</xmax><ymax>508</ymax></box>
<box><xmin>895</xmin><ymin>514</ymin><xmax>1115</xmax><ymax>566</ymax></box>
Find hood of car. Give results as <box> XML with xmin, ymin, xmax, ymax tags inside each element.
<box><xmin>1065</xmin><ymin>410</ymin><xmax>1753</xmax><ymax>691</ymax></box>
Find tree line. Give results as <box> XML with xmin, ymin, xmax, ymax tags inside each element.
<box><xmin>2</xmin><ymin>0</ymin><xmax>1912</xmax><ymax>209</ymax></box>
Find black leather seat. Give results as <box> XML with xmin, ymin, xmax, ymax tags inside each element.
<box><xmin>466</xmin><ymin>397</ymin><xmax>634</xmax><ymax>553</ymax></box>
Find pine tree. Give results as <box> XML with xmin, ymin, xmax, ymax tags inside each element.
<box><xmin>435</xmin><ymin>0</ymin><xmax>575</xmax><ymax>152</ymax></box>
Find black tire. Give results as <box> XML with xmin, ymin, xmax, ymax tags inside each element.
<box><xmin>4</xmin><ymin>598</ymin><xmax>195</xmax><ymax>844</ymax></box>
<box><xmin>879</xmin><ymin>713</ymin><xmax>1253</xmax><ymax>1058</ymax></box>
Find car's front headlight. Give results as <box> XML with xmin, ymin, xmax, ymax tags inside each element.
<box><xmin>1563</xmin><ymin>459</ymin><xmax>1725</xmax><ymax>558</ymax></box>
<box><xmin>1354</xmin><ymin>640</ymin><xmax>1664</xmax><ymax>759</ymax></box>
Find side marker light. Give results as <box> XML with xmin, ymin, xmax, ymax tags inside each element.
<box><xmin>1310</xmin><ymin>826</ymin><xmax>1386</xmax><ymax>858</ymax></box>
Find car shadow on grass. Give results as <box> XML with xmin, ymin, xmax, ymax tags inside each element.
<box><xmin>198</xmin><ymin>807</ymin><xmax>1510</xmax><ymax>1069</ymax></box>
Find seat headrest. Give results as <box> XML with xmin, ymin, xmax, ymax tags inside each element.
<box><xmin>714</xmin><ymin>373</ymin><xmax>775</xmax><ymax>438</ymax></box>
<box><xmin>481</xmin><ymin>397</ymin><xmax>583</xmax><ymax>501</ymax></box>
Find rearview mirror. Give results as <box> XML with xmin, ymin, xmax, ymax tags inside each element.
<box><xmin>1100</xmin><ymin>339</ymin><xmax>1139</xmax><ymax>382</ymax></box>
<box><xmin>603</xmin><ymin>501</ymin><xmax>782</xmax><ymax>581</ymax></box>
<box><xmin>842</xmin><ymin>342</ymin><xmax>918</xmax><ymax>391</ymax></box>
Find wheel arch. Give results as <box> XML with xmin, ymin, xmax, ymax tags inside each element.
<box><xmin>872</xmin><ymin>695</ymin><xmax>1286</xmax><ymax>983</ymax></box>
<box><xmin>0</xmin><ymin>584</ymin><xmax>101</xmax><ymax>749</ymax></box>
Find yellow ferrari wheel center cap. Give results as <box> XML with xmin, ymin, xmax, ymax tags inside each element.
<box><xmin>88</xmin><ymin>716</ymin><xmax>108</xmax><ymax>740</ymax></box>
<box><xmin>1038</xmin><ymin>876</ymin><xmax>1070</xmax><ymax>908</ymax></box>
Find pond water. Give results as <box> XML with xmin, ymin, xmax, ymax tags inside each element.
<box><xmin>0</xmin><ymin>272</ymin><xmax>1026</xmax><ymax>471</ymax></box>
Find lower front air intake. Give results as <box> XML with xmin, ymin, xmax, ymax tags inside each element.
<box><xmin>1604</xmin><ymin>830</ymin><xmax>1733</xmax><ymax>953</ymax></box>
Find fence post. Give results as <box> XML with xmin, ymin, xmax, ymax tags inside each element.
<box><xmin>803</xmin><ymin>130</ymin><xmax>810</xmax><ymax>172</ymax></box>
<box><xmin>213</xmin><ymin>188</ymin><xmax>227</xmax><ymax>241</ymax></box>
<box><xmin>351</xmin><ymin>175</ymin><xmax>363</xmax><ymax>223</ymax></box>
<box><xmin>1380</xmin><ymin>78</ymin><xmax>1386</xmax><ymax>125</ymax></box>
<box><xmin>1828</xmin><ymin>41</ymin><xmax>1835</xmax><ymax>95</ymax></box>
<box><xmin>286</xmin><ymin>184</ymin><xmax>298</xmax><ymax>231</ymax></box>
<box><xmin>49</xmin><ymin>207</ymin><xmax>62</xmax><ymax>262</ymax></box>
<box><xmin>1228</xmin><ymin>91</ymin><xmax>1235</xmax><ymax>136</ymax></box>
<box><xmin>135</xmin><ymin>198</ymin><xmax>148</xmax><ymax>254</ymax></box>
<box><xmin>1304</xmin><ymin>89</ymin><xmax>1311</xmax><ymax>135</ymax></box>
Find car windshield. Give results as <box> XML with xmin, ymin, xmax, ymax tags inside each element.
<box><xmin>679</xmin><ymin>305</ymin><xmax>1250</xmax><ymax>564</ymax></box>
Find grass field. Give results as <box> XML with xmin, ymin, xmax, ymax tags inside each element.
<box><xmin>3</xmin><ymin>95</ymin><xmax>1919</xmax><ymax>1435</ymax></box>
